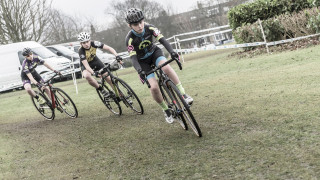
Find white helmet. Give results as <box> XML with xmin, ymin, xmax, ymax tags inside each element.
<box><xmin>77</xmin><ymin>32</ymin><xmax>90</xmax><ymax>42</ymax></box>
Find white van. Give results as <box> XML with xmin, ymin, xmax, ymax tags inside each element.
<box><xmin>0</xmin><ymin>41</ymin><xmax>78</xmax><ymax>92</ymax></box>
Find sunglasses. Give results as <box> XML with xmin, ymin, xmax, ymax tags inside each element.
<box><xmin>25</xmin><ymin>53</ymin><xmax>32</xmax><ymax>57</ymax></box>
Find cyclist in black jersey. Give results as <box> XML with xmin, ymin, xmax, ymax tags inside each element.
<box><xmin>125</xmin><ymin>8</ymin><xmax>193</xmax><ymax>124</ymax></box>
<box><xmin>77</xmin><ymin>32</ymin><xmax>123</xmax><ymax>97</ymax></box>
<box><xmin>21</xmin><ymin>47</ymin><xmax>60</xmax><ymax>105</ymax></box>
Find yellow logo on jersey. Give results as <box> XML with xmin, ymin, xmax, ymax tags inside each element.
<box><xmin>139</xmin><ymin>40</ymin><xmax>151</xmax><ymax>50</ymax></box>
<box><xmin>85</xmin><ymin>47</ymin><xmax>97</xmax><ymax>62</ymax></box>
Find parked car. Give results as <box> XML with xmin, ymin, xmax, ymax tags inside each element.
<box><xmin>46</xmin><ymin>45</ymin><xmax>81</xmax><ymax>69</ymax></box>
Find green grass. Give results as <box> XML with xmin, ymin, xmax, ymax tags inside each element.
<box><xmin>1</xmin><ymin>47</ymin><xmax>320</xmax><ymax>179</ymax></box>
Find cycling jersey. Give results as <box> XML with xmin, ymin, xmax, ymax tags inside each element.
<box><xmin>125</xmin><ymin>24</ymin><xmax>174</xmax><ymax>73</ymax></box>
<box><xmin>21</xmin><ymin>55</ymin><xmax>45</xmax><ymax>84</ymax></box>
<box><xmin>21</xmin><ymin>55</ymin><xmax>44</xmax><ymax>75</ymax></box>
<box><xmin>78</xmin><ymin>41</ymin><xmax>104</xmax><ymax>63</ymax></box>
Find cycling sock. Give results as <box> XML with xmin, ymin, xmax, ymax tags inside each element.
<box><xmin>158</xmin><ymin>101</ymin><xmax>168</xmax><ymax>111</ymax></box>
<box><xmin>97</xmin><ymin>86</ymin><xmax>103</xmax><ymax>91</ymax></box>
<box><xmin>176</xmin><ymin>82</ymin><xmax>185</xmax><ymax>95</ymax></box>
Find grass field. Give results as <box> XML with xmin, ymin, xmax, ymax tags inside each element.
<box><xmin>1</xmin><ymin>46</ymin><xmax>320</xmax><ymax>179</ymax></box>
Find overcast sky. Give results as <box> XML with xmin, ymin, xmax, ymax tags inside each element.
<box><xmin>51</xmin><ymin>0</ymin><xmax>198</xmax><ymax>27</ymax></box>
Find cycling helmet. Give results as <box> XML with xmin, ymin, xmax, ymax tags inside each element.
<box><xmin>125</xmin><ymin>8</ymin><xmax>144</xmax><ymax>24</ymax></box>
<box><xmin>22</xmin><ymin>47</ymin><xmax>32</xmax><ymax>56</ymax></box>
<box><xmin>77</xmin><ymin>32</ymin><xmax>90</xmax><ymax>42</ymax></box>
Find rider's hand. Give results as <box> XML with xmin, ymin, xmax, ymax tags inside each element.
<box><xmin>54</xmin><ymin>70</ymin><xmax>62</xmax><ymax>75</ymax></box>
<box><xmin>116</xmin><ymin>55</ymin><xmax>123</xmax><ymax>62</ymax></box>
<box><xmin>170</xmin><ymin>52</ymin><xmax>180</xmax><ymax>61</ymax></box>
<box><xmin>138</xmin><ymin>70</ymin><xmax>146</xmax><ymax>83</ymax></box>
<box><xmin>92</xmin><ymin>71</ymin><xmax>99</xmax><ymax>78</ymax></box>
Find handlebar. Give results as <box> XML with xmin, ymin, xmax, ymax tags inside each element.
<box><xmin>42</xmin><ymin>73</ymin><xmax>62</xmax><ymax>85</ymax></box>
<box><xmin>144</xmin><ymin>58</ymin><xmax>182</xmax><ymax>88</ymax></box>
<box><xmin>97</xmin><ymin>59</ymin><xmax>123</xmax><ymax>75</ymax></box>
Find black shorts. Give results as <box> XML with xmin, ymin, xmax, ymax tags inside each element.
<box><xmin>21</xmin><ymin>71</ymin><xmax>44</xmax><ymax>85</ymax></box>
<box><xmin>138</xmin><ymin>47</ymin><xmax>166</xmax><ymax>79</ymax></box>
<box><xmin>81</xmin><ymin>57</ymin><xmax>105</xmax><ymax>72</ymax></box>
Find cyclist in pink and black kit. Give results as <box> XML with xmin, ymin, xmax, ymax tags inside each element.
<box><xmin>21</xmin><ymin>47</ymin><xmax>60</xmax><ymax>105</ymax></box>
<box><xmin>125</xmin><ymin>8</ymin><xmax>193</xmax><ymax>124</ymax></box>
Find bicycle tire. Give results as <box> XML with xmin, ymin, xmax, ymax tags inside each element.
<box><xmin>167</xmin><ymin>81</ymin><xmax>202</xmax><ymax>137</ymax></box>
<box><xmin>97</xmin><ymin>84</ymin><xmax>122</xmax><ymax>115</ymax></box>
<box><xmin>54</xmin><ymin>88</ymin><xmax>78</xmax><ymax>118</ymax></box>
<box><xmin>31</xmin><ymin>92</ymin><xmax>55</xmax><ymax>120</ymax></box>
<box><xmin>114</xmin><ymin>77</ymin><xmax>144</xmax><ymax>114</ymax></box>
<box><xmin>159</xmin><ymin>81</ymin><xmax>188</xmax><ymax>130</ymax></box>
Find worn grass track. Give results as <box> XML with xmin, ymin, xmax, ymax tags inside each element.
<box><xmin>1</xmin><ymin>47</ymin><xmax>320</xmax><ymax>179</ymax></box>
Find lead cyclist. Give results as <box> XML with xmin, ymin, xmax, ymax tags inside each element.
<box><xmin>124</xmin><ymin>8</ymin><xmax>193</xmax><ymax>124</ymax></box>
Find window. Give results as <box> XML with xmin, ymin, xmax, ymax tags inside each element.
<box><xmin>18</xmin><ymin>51</ymin><xmax>25</xmax><ymax>65</ymax></box>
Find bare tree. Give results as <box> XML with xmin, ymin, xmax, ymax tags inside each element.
<box><xmin>106</xmin><ymin>0</ymin><xmax>165</xmax><ymax>28</ymax></box>
<box><xmin>0</xmin><ymin>0</ymin><xmax>52</xmax><ymax>44</ymax></box>
<box><xmin>43</xmin><ymin>9</ymin><xmax>85</xmax><ymax>45</ymax></box>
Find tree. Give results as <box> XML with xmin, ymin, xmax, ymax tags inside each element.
<box><xmin>98</xmin><ymin>0</ymin><xmax>178</xmax><ymax>52</ymax></box>
<box><xmin>43</xmin><ymin>9</ymin><xmax>85</xmax><ymax>45</ymax></box>
<box><xmin>0</xmin><ymin>0</ymin><xmax>52</xmax><ymax>44</ymax></box>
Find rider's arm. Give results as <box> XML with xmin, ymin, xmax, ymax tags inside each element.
<box><xmin>43</xmin><ymin>62</ymin><xmax>55</xmax><ymax>72</ymax></box>
<box><xmin>102</xmin><ymin>44</ymin><xmax>118</xmax><ymax>56</ymax></box>
<box><xmin>149</xmin><ymin>25</ymin><xmax>174</xmax><ymax>54</ymax></box>
<box><xmin>126</xmin><ymin>35</ymin><xmax>142</xmax><ymax>72</ymax></box>
<box><xmin>26</xmin><ymin>73</ymin><xmax>39</xmax><ymax>85</ymax></box>
<box><xmin>82</xmin><ymin>60</ymin><xmax>94</xmax><ymax>75</ymax></box>
<box><xmin>158</xmin><ymin>37</ymin><xmax>174</xmax><ymax>54</ymax></box>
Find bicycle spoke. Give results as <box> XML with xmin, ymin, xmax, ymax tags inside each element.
<box><xmin>31</xmin><ymin>93</ymin><xmax>55</xmax><ymax>120</ymax></box>
<box><xmin>160</xmin><ymin>83</ymin><xmax>188</xmax><ymax>130</ymax></box>
<box><xmin>54</xmin><ymin>88</ymin><xmax>78</xmax><ymax>118</ymax></box>
<box><xmin>115</xmin><ymin>78</ymin><xmax>144</xmax><ymax>114</ymax></box>
<box><xmin>168</xmin><ymin>81</ymin><xmax>202</xmax><ymax>137</ymax></box>
<box><xmin>97</xmin><ymin>84</ymin><xmax>122</xmax><ymax>115</ymax></box>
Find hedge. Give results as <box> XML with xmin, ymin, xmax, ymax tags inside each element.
<box><xmin>228</xmin><ymin>0</ymin><xmax>320</xmax><ymax>30</ymax></box>
<box><xmin>232</xmin><ymin>7</ymin><xmax>320</xmax><ymax>49</ymax></box>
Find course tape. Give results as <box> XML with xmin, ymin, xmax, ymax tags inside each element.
<box><xmin>177</xmin><ymin>33</ymin><xmax>320</xmax><ymax>53</ymax></box>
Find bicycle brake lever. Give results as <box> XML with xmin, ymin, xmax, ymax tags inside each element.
<box><xmin>175</xmin><ymin>59</ymin><xmax>183</xmax><ymax>70</ymax></box>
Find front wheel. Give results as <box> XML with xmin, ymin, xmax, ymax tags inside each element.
<box><xmin>54</xmin><ymin>88</ymin><xmax>78</xmax><ymax>118</ymax></box>
<box><xmin>97</xmin><ymin>83</ymin><xmax>122</xmax><ymax>115</ymax></box>
<box><xmin>31</xmin><ymin>92</ymin><xmax>55</xmax><ymax>120</ymax></box>
<box><xmin>159</xmin><ymin>82</ymin><xmax>188</xmax><ymax>130</ymax></box>
<box><xmin>167</xmin><ymin>81</ymin><xmax>202</xmax><ymax>137</ymax></box>
<box><xmin>114</xmin><ymin>77</ymin><xmax>144</xmax><ymax>114</ymax></box>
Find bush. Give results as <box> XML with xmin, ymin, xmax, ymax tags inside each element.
<box><xmin>228</xmin><ymin>0</ymin><xmax>319</xmax><ymax>30</ymax></box>
<box><xmin>232</xmin><ymin>7</ymin><xmax>320</xmax><ymax>47</ymax></box>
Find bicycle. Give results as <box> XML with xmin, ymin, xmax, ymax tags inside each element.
<box><xmin>96</xmin><ymin>60</ymin><xmax>144</xmax><ymax>115</ymax></box>
<box><xmin>31</xmin><ymin>73</ymin><xmax>78</xmax><ymax>120</ymax></box>
<box><xmin>144</xmin><ymin>58</ymin><xmax>202</xmax><ymax>137</ymax></box>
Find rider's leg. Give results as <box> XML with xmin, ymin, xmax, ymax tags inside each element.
<box><xmin>157</xmin><ymin>59</ymin><xmax>185</xmax><ymax>94</ymax></box>
<box><xmin>157</xmin><ymin>58</ymin><xmax>193</xmax><ymax>104</ymax></box>
<box><xmin>147</xmin><ymin>77</ymin><xmax>165</xmax><ymax>104</ymax></box>
<box><xmin>83</xmin><ymin>70</ymin><xmax>99</xmax><ymax>88</ymax></box>
<box><xmin>24</xmin><ymin>83</ymin><xmax>36</xmax><ymax>97</ymax></box>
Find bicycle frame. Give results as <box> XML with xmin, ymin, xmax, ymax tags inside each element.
<box><xmin>36</xmin><ymin>74</ymin><xmax>60</xmax><ymax>109</ymax></box>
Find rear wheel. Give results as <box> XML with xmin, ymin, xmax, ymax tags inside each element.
<box><xmin>167</xmin><ymin>81</ymin><xmax>202</xmax><ymax>137</ymax></box>
<box><xmin>159</xmin><ymin>81</ymin><xmax>188</xmax><ymax>130</ymax></box>
<box><xmin>114</xmin><ymin>77</ymin><xmax>144</xmax><ymax>114</ymax></box>
<box><xmin>31</xmin><ymin>92</ymin><xmax>55</xmax><ymax>120</ymax></box>
<box><xmin>97</xmin><ymin>84</ymin><xmax>122</xmax><ymax>115</ymax></box>
<box><xmin>54</xmin><ymin>88</ymin><xmax>78</xmax><ymax>118</ymax></box>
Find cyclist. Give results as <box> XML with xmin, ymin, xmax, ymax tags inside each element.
<box><xmin>21</xmin><ymin>47</ymin><xmax>60</xmax><ymax>105</ymax></box>
<box><xmin>125</xmin><ymin>8</ymin><xmax>193</xmax><ymax>124</ymax></box>
<box><xmin>77</xmin><ymin>32</ymin><xmax>123</xmax><ymax>97</ymax></box>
